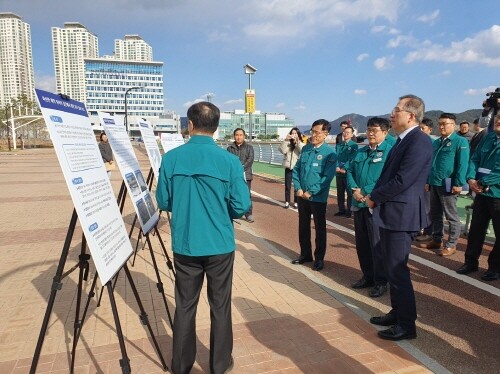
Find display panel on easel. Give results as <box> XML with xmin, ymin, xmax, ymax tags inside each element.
<box><xmin>138</xmin><ymin>119</ymin><xmax>162</xmax><ymax>182</ymax></box>
<box><xmin>34</xmin><ymin>89</ymin><xmax>133</xmax><ymax>285</ymax></box>
<box><xmin>98</xmin><ymin>112</ymin><xmax>159</xmax><ymax>234</ymax></box>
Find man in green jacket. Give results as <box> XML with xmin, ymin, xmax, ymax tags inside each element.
<box><xmin>347</xmin><ymin>117</ymin><xmax>393</xmax><ymax>298</ymax></box>
<box><xmin>420</xmin><ymin>113</ymin><xmax>469</xmax><ymax>256</ymax></box>
<box><xmin>335</xmin><ymin>126</ymin><xmax>358</xmax><ymax>218</ymax></box>
<box><xmin>292</xmin><ymin>119</ymin><xmax>337</xmax><ymax>271</ymax></box>
<box><xmin>457</xmin><ymin>113</ymin><xmax>500</xmax><ymax>281</ymax></box>
<box><xmin>156</xmin><ymin>102</ymin><xmax>251</xmax><ymax>374</ymax></box>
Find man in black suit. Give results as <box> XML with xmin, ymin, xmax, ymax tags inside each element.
<box><xmin>366</xmin><ymin>95</ymin><xmax>433</xmax><ymax>341</ymax></box>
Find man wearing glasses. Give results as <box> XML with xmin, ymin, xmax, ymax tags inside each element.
<box><xmin>419</xmin><ymin>113</ymin><xmax>469</xmax><ymax>256</ymax></box>
<box><xmin>292</xmin><ymin>119</ymin><xmax>337</xmax><ymax>271</ymax></box>
<box><xmin>366</xmin><ymin>95</ymin><xmax>433</xmax><ymax>341</ymax></box>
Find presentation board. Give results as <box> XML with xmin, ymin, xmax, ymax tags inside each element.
<box><xmin>35</xmin><ymin>89</ymin><xmax>133</xmax><ymax>284</ymax></box>
<box><xmin>160</xmin><ymin>133</ymin><xmax>184</xmax><ymax>154</ymax></box>
<box><xmin>98</xmin><ymin>112</ymin><xmax>159</xmax><ymax>234</ymax></box>
<box><xmin>137</xmin><ymin>119</ymin><xmax>162</xmax><ymax>182</ymax></box>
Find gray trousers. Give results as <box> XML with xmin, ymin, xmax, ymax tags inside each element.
<box><xmin>429</xmin><ymin>185</ymin><xmax>461</xmax><ymax>247</ymax></box>
<box><xmin>172</xmin><ymin>252</ymin><xmax>234</xmax><ymax>374</ymax></box>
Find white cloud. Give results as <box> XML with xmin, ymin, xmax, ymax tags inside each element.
<box><xmin>417</xmin><ymin>9</ymin><xmax>440</xmax><ymax>24</ymax></box>
<box><xmin>293</xmin><ymin>102</ymin><xmax>306</xmax><ymax>111</ymax></box>
<box><xmin>241</xmin><ymin>0</ymin><xmax>402</xmax><ymax>44</ymax></box>
<box><xmin>386</xmin><ymin>35</ymin><xmax>416</xmax><ymax>48</ymax></box>
<box><xmin>354</xmin><ymin>89</ymin><xmax>367</xmax><ymax>95</ymax></box>
<box><xmin>34</xmin><ymin>73</ymin><xmax>56</xmax><ymax>92</ymax></box>
<box><xmin>357</xmin><ymin>53</ymin><xmax>369</xmax><ymax>62</ymax></box>
<box><xmin>438</xmin><ymin>70</ymin><xmax>451</xmax><ymax>76</ymax></box>
<box><xmin>404</xmin><ymin>25</ymin><xmax>500</xmax><ymax>67</ymax></box>
<box><xmin>275</xmin><ymin>102</ymin><xmax>285</xmax><ymax>108</ymax></box>
<box><xmin>374</xmin><ymin>55</ymin><xmax>394</xmax><ymax>70</ymax></box>
<box><xmin>464</xmin><ymin>86</ymin><xmax>497</xmax><ymax>96</ymax></box>
<box><xmin>371</xmin><ymin>25</ymin><xmax>399</xmax><ymax>35</ymax></box>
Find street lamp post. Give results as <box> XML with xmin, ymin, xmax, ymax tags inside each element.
<box><xmin>244</xmin><ymin>64</ymin><xmax>257</xmax><ymax>142</ymax></box>
<box><xmin>124</xmin><ymin>86</ymin><xmax>141</xmax><ymax>137</ymax></box>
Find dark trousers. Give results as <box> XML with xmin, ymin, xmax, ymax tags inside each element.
<box><xmin>379</xmin><ymin>228</ymin><xmax>417</xmax><ymax>332</ymax></box>
<box><xmin>284</xmin><ymin>168</ymin><xmax>297</xmax><ymax>204</ymax></box>
<box><xmin>464</xmin><ymin>194</ymin><xmax>500</xmax><ymax>272</ymax></box>
<box><xmin>245</xmin><ymin>180</ymin><xmax>253</xmax><ymax>216</ymax></box>
<box><xmin>298</xmin><ymin>199</ymin><xmax>327</xmax><ymax>261</ymax></box>
<box><xmin>353</xmin><ymin>208</ymin><xmax>386</xmax><ymax>285</ymax></box>
<box><xmin>172</xmin><ymin>252</ymin><xmax>234</xmax><ymax>374</ymax></box>
<box><xmin>336</xmin><ymin>176</ymin><xmax>352</xmax><ymax>213</ymax></box>
<box><xmin>423</xmin><ymin>190</ymin><xmax>432</xmax><ymax>235</ymax></box>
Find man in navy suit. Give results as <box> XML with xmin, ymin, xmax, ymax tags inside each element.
<box><xmin>366</xmin><ymin>95</ymin><xmax>433</xmax><ymax>341</ymax></box>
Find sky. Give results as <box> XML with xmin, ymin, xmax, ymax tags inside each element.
<box><xmin>2</xmin><ymin>0</ymin><xmax>500</xmax><ymax>127</ymax></box>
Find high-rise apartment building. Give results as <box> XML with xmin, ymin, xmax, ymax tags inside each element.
<box><xmin>51</xmin><ymin>22</ymin><xmax>98</xmax><ymax>103</ymax></box>
<box><xmin>0</xmin><ymin>13</ymin><xmax>35</xmax><ymax>107</ymax></box>
<box><xmin>114</xmin><ymin>35</ymin><xmax>152</xmax><ymax>62</ymax></box>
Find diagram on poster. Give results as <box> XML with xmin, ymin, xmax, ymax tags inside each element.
<box><xmin>34</xmin><ymin>89</ymin><xmax>133</xmax><ymax>285</ymax></box>
<box><xmin>98</xmin><ymin>112</ymin><xmax>159</xmax><ymax>234</ymax></box>
<box><xmin>137</xmin><ymin>119</ymin><xmax>162</xmax><ymax>182</ymax></box>
<box><xmin>160</xmin><ymin>133</ymin><xmax>184</xmax><ymax>154</ymax></box>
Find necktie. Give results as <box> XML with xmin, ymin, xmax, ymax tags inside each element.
<box><xmin>395</xmin><ymin>137</ymin><xmax>401</xmax><ymax>146</ymax></box>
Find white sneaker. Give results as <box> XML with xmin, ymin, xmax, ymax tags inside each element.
<box><xmin>294</xmin><ymin>202</ymin><xmax>298</xmax><ymax>209</ymax></box>
<box><xmin>246</xmin><ymin>214</ymin><xmax>254</xmax><ymax>223</ymax></box>
<box><xmin>285</xmin><ymin>202</ymin><xmax>290</xmax><ymax>209</ymax></box>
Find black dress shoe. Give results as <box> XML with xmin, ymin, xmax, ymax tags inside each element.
<box><xmin>369</xmin><ymin>284</ymin><xmax>387</xmax><ymax>298</ymax></box>
<box><xmin>456</xmin><ymin>263</ymin><xmax>479</xmax><ymax>275</ymax></box>
<box><xmin>369</xmin><ymin>313</ymin><xmax>397</xmax><ymax>326</ymax></box>
<box><xmin>352</xmin><ymin>278</ymin><xmax>375</xmax><ymax>289</ymax></box>
<box><xmin>481</xmin><ymin>270</ymin><xmax>500</xmax><ymax>281</ymax></box>
<box><xmin>345</xmin><ymin>212</ymin><xmax>352</xmax><ymax>219</ymax></box>
<box><xmin>291</xmin><ymin>256</ymin><xmax>313</xmax><ymax>265</ymax></box>
<box><xmin>312</xmin><ymin>260</ymin><xmax>324</xmax><ymax>271</ymax></box>
<box><xmin>377</xmin><ymin>325</ymin><xmax>416</xmax><ymax>341</ymax></box>
<box><xmin>334</xmin><ymin>211</ymin><xmax>346</xmax><ymax>217</ymax></box>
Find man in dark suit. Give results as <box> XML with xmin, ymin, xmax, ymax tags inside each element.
<box><xmin>366</xmin><ymin>95</ymin><xmax>433</xmax><ymax>341</ymax></box>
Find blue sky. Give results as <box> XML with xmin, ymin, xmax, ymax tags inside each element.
<box><xmin>2</xmin><ymin>0</ymin><xmax>499</xmax><ymax>126</ymax></box>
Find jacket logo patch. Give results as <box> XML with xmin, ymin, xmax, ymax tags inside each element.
<box><xmin>317</xmin><ymin>155</ymin><xmax>323</xmax><ymax>160</ymax></box>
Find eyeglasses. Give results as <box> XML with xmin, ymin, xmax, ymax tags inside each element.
<box><xmin>366</xmin><ymin>128</ymin><xmax>385</xmax><ymax>135</ymax></box>
<box><xmin>391</xmin><ymin>107</ymin><xmax>414</xmax><ymax>115</ymax></box>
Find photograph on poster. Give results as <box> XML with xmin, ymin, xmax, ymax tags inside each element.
<box><xmin>136</xmin><ymin>198</ymin><xmax>151</xmax><ymax>226</ymax></box>
<box><xmin>125</xmin><ymin>172</ymin><xmax>141</xmax><ymax>197</ymax></box>
<box><xmin>144</xmin><ymin>193</ymin><xmax>157</xmax><ymax>216</ymax></box>
<box><xmin>135</xmin><ymin>170</ymin><xmax>148</xmax><ymax>192</ymax></box>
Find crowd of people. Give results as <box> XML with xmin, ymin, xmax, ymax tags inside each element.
<box><xmin>154</xmin><ymin>98</ymin><xmax>498</xmax><ymax>373</ymax></box>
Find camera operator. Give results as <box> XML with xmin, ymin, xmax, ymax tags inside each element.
<box><xmin>457</xmin><ymin>113</ymin><xmax>500</xmax><ymax>281</ymax></box>
<box><xmin>480</xmin><ymin>87</ymin><xmax>500</xmax><ymax>133</ymax></box>
<box><xmin>279</xmin><ymin>127</ymin><xmax>304</xmax><ymax>209</ymax></box>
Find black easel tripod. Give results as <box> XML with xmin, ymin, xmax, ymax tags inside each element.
<box><xmin>30</xmin><ymin>182</ymin><xmax>168</xmax><ymax>373</ymax></box>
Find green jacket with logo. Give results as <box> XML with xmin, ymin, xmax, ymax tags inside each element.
<box><xmin>335</xmin><ymin>139</ymin><xmax>358</xmax><ymax>177</ymax></box>
<box><xmin>428</xmin><ymin>132</ymin><xmax>469</xmax><ymax>187</ymax></box>
<box><xmin>292</xmin><ymin>142</ymin><xmax>337</xmax><ymax>203</ymax></box>
<box><xmin>467</xmin><ymin>131</ymin><xmax>500</xmax><ymax>198</ymax></box>
<box><xmin>346</xmin><ymin>139</ymin><xmax>394</xmax><ymax>209</ymax></box>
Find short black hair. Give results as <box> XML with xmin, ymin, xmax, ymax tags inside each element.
<box><xmin>233</xmin><ymin>127</ymin><xmax>245</xmax><ymax>136</ymax></box>
<box><xmin>421</xmin><ymin>117</ymin><xmax>434</xmax><ymax>129</ymax></box>
<box><xmin>187</xmin><ymin>101</ymin><xmax>220</xmax><ymax>134</ymax></box>
<box><xmin>343</xmin><ymin>126</ymin><xmax>354</xmax><ymax>134</ymax></box>
<box><xmin>439</xmin><ymin>112</ymin><xmax>456</xmax><ymax>121</ymax></box>
<box><xmin>367</xmin><ymin>117</ymin><xmax>390</xmax><ymax>132</ymax></box>
<box><xmin>473</xmin><ymin>117</ymin><xmax>480</xmax><ymax>125</ymax></box>
<box><xmin>340</xmin><ymin>121</ymin><xmax>349</xmax><ymax>126</ymax></box>
<box><xmin>311</xmin><ymin>119</ymin><xmax>331</xmax><ymax>132</ymax></box>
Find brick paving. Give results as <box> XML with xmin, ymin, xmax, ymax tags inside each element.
<box><xmin>0</xmin><ymin>148</ymin><xmax>432</xmax><ymax>373</ymax></box>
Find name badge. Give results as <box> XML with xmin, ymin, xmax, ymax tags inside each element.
<box><xmin>372</xmin><ymin>158</ymin><xmax>382</xmax><ymax>163</ymax></box>
<box><xmin>477</xmin><ymin>167</ymin><xmax>491</xmax><ymax>174</ymax></box>
<box><xmin>312</xmin><ymin>162</ymin><xmax>319</xmax><ymax>167</ymax></box>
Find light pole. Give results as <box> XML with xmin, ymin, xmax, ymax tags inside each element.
<box><xmin>244</xmin><ymin>64</ymin><xmax>257</xmax><ymax>142</ymax></box>
<box><xmin>124</xmin><ymin>86</ymin><xmax>141</xmax><ymax>137</ymax></box>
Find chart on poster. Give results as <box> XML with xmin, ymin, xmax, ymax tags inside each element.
<box><xmin>138</xmin><ymin>119</ymin><xmax>162</xmax><ymax>182</ymax></box>
<box><xmin>98</xmin><ymin>112</ymin><xmax>159</xmax><ymax>234</ymax></box>
<box><xmin>34</xmin><ymin>89</ymin><xmax>133</xmax><ymax>284</ymax></box>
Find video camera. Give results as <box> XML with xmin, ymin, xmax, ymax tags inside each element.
<box><xmin>483</xmin><ymin>87</ymin><xmax>500</xmax><ymax>110</ymax></box>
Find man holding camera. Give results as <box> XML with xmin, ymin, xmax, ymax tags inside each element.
<box><xmin>335</xmin><ymin>126</ymin><xmax>358</xmax><ymax>218</ymax></box>
<box><xmin>457</xmin><ymin>113</ymin><xmax>500</xmax><ymax>281</ymax></box>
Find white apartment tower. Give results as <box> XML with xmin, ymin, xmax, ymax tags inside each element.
<box><xmin>114</xmin><ymin>35</ymin><xmax>153</xmax><ymax>61</ymax></box>
<box><xmin>51</xmin><ymin>22</ymin><xmax>98</xmax><ymax>103</ymax></box>
<box><xmin>0</xmin><ymin>13</ymin><xmax>35</xmax><ymax>108</ymax></box>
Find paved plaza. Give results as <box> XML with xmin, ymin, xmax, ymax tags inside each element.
<box><xmin>0</xmin><ymin>148</ymin><xmax>434</xmax><ymax>373</ymax></box>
